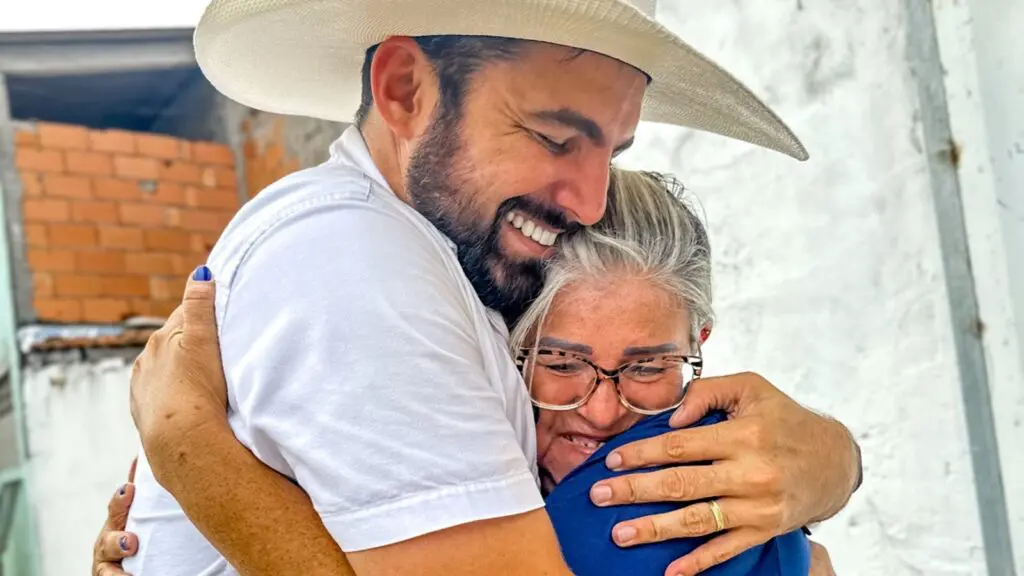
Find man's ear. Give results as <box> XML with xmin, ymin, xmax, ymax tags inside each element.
<box><xmin>368</xmin><ymin>37</ymin><xmax>438</xmax><ymax>141</ymax></box>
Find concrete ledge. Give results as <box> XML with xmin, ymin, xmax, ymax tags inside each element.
<box><xmin>0</xmin><ymin>29</ymin><xmax>195</xmax><ymax>75</ymax></box>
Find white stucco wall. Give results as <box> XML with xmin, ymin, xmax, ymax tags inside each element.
<box><xmin>618</xmin><ymin>1</ymin><xmax>988</xmax><ymax>574</ymax></box>
<box><xmin>21</xmin><ymin>356</ymin><xmax>139</xmax><ymax>576</ymax></box>
<box><xmin>940</xmin><ymin>0</ymin><xmax>1024</xmax><ymax>567</ymax></box>
<box><xmin>966</xmin><ymin>0</ymin><xmax>1024</xmax><ymax>370</ymax></box>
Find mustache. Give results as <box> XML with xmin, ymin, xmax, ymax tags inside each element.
<box><xmin>496</xmin><ymin>196</ymin><xmax>581</xmax><ymax>234</ymax></box>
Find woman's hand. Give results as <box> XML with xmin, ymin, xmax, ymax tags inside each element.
<box><xmin>588</xmin><ymin>372</ymin><xmax>860</xmax><ymax>576</ymax></box>
<box><xmin>94</xmin><ymin>265</ymin><xmax>223</xmax><ymax>576</ymax></box>
<box><xmin>123</xmin><ymin>266</ymin><xmax>356</xmax><ymax>576</ymax></box>
<box><xmin>130</xmin><ymin>266</ymin><xmax>230</xmax><ymax>488</ymax></box>
<box><xmin>92</xmin><ymin>459</ymin><xmax>138</xmax><ymax>576</ymax></box>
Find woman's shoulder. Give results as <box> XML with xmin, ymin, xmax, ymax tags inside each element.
<box><xmin>547</xmin><ymin>410</ymin><xmax>727</xmax><ymax>505</ymax></box>
<box><xmin>593</xmin><ymin>409</ymin><xmax>729</xmax><ymax>465</ymax></box>
<box><xmin>544</xmin><ymin>410</ymin><xmax>809</xmax><ymax>576</ymax></box>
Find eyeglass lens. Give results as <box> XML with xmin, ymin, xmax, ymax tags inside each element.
<box><xmin>525</xmin><ymin>352</ymin><xmax>694</xmax><ymax>411</ymax></box>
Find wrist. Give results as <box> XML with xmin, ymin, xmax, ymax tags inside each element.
<box><xmin>851</xmin><ymin>437</ymin><xmax>863</xmax><ymax>492</ymax></box>
<box><xmin>836</xmin><ymin>423</ymin><xmax>862</xmax><ymax>514</ymax></box>
<box><xmin>839</xmin><ymin>422</ymin><xmax>862</xmax><ymax>500</ymax></box>
<box><xmin>811</xmin><ymin>418</ymin><xmax>861</xmax><ymax>523</ymax></box>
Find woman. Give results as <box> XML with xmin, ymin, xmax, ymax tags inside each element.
<box><xmin>101</xmin><ymin>169</ymin><xmax>819</xmax><ymax>575</ymax></box>
<box><xmin>509</xmin><ymin>169</ymin><xmax>809</xmax><ymax>574</ymax></box>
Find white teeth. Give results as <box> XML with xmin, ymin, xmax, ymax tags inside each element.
<box><xmin>507</xmin><ymin>211</ymin><xmax>559</xmax><ymax>247</ymax></box>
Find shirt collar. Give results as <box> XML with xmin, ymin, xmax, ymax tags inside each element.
<box><xmin>329</xmin><ymin>126</ymin><xmax>507</xmax><ymax>322</ymax></box>
<box><xmin>329</xmin><ymin>125</ymin><xmax>460</xmax><ymax>255</ymax></box>
<box><xmin>329</xmin><ymin>125</ymin><xmax>392</xmax><ymax>192</ymax></box>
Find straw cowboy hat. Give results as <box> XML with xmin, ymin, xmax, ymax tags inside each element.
<box><xmin>194</xmin><ymin>0</ymin><xmax>809</xmax><ymax>160</ymax></box>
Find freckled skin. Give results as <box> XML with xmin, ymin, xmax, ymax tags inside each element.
<box><xmin>531</xmin><ymin>274</ymin><xmax>691</xmax><ymax>487</ymax></box>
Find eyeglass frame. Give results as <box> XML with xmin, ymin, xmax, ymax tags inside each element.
<box><xmin>514</xmin><ymin>347</ymin><xmax>704</xmax><ymax>416</ymax></box>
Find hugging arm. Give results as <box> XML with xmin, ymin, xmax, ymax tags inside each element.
<box><xmin>127</xmin><ymin>205</ymin><xmax>576</xmax><ymax>576</ymax></box>
<box><xmin>149</xmin><ymin>410</ymin><xmax>357</xmax><ymax>576</ymax></box>
<box><xmin>106</xmin><ymin>279</ymin><xmax>840</xmax><ymax>576</ymax></box>
<box><xmin>588</xmin><ymin>373</ymin><xmax>860</xmax><ymax>575</ymax></box>
<box><xmin>143</xmin><ymin>362</ymin><xmax>567</xmax><ymax>576</ymax></box>
<box><xmin>125</xmin><ymin>294</ymin><xmax>839</xmax><ymax>576</ymax></box>
<box><xmin>132</xmin><ymin>294</ymin><xmax>569</xmax><ymax>576</ymax></box>
<box><xmin>128</xmin><ymin>277</ymin><xmax>355</xmax><ymax>576</ymax></box>
<box><xmin>138</xmin><ymin>311</ymin><xmax>568</xmax><ymax>576</ymax></box>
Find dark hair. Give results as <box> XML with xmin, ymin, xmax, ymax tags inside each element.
<box><xmin>353</xmin><ymin>36</ymin><xmax>525</xmax><ymax>128</ymax></box>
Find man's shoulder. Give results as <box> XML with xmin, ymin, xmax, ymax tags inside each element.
<box><xmin>209</xmin><ymin>162</ymin><xmax>457</xmax><ymax>287</ymax></box>
<box><xmin>230</xmin><ymin>162</ymin><xmax>382</xmax><ymax>234</ymax></box>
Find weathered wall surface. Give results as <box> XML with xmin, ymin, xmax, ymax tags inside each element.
<box><xmin>21</xmin><ymin>354</ymin><xmax>139</xmax><ymax>576</ymax></box>
<box><xmin>934</xmin><ymin>0</ymin><xmax>1024</xmax><ymax>568</ymax></box>
<box><xmin>615</xmin><ymin>1</ymin><xmax>988</xmax><ymax>574</ymax></box>
<box><xmin>966</xmin><ymin>0</ymin><xmax>1024</xmax><ymax>372</ymax></box>
<box><xmin>964</xmin><ymin>4</ymin><xmax>1024</xmax><ymax>564</ymax></box>
<box><xmin>8</xmin><ymin>102</ymin><xmax>342</xmax><ymax>576</ymax></box>
<box><xmin>241</xmin><ymin>111</ymin><xmax>344</xmax><ymax>197</ymax></box>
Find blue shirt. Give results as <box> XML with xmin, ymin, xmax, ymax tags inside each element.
<box><xmin>545</xmin><ymin>411</ymin><xmax>810</xmax><ymax>575</ymax></box>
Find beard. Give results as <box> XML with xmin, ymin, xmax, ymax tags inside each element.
<box><xmin>405</xmin><ymin>105</ymin><xmax>575</xmax><ymax>323</ymax></box>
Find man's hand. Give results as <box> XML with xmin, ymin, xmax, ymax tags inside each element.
<box><xmin>92</xmin><ymin>459</ymin><xmax>138</xmax><ymax>576</ymax></box>
<box><xmin>589</xmin><ymin>372</ymin><xmax>859</xmax><ymax>576</ymax></box>
<box><xmin>130</xmin><ymin>266</ymin><xmax>231</xmax><ymax>488</ymax></box>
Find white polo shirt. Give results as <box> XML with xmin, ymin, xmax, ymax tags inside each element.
<box><xmin>124</xmin><ymin>127</ymin><xmax>542</xmax><ymax>575</ymax></box>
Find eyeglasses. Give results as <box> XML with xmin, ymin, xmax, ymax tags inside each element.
<box><xmin>515</xmin><ymin>347</ymin><xmax>703</xmax><ymax>416</ymax></box>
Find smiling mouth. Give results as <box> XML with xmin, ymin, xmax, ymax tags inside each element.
<box><xmin>564</xmin><ymin>434</ymin><xmax>606</xmax><ymax>453</ymax></box>
<box><xmin>505</xmin><ymin>210</ymin><xmax>560</xmax><ymax>247</ymax></box>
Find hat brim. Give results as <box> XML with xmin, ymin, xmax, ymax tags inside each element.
<box><xmin>195</xmin><ymin>0</ymin><xmax>809</xmax><ymax>161</ymax></box>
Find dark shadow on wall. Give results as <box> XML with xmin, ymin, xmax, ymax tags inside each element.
<box><xmin>5</xmin><ymin>67</ymin><xmax>226</xmax><ymax>143</ymax></box>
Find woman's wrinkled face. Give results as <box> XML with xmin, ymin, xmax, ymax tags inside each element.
<box><xmin>531</xmin><ymin>275</ymin><xmax>692</xmax><ymax>487</ymax></box>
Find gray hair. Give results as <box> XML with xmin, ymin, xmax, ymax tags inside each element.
<box><xmin>509</xmin><ymin>168</ymin><xmax>714</xmax><ymax>354</ymax></box>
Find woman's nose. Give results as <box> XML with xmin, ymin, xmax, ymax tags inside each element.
<box><xmin>577</xmin><ymin>379</ymin><xmax>628</xmax><ymax>429</ymax></box>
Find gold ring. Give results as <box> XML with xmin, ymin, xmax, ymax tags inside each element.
<box><xmin>708</xmin><ymin>499</ymin><xmax>726</xmax><ymax>532</ymax></box>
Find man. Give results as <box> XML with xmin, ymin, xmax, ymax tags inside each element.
<box><xmin>94</xmin><ymin>0</ymin><xmax>859</xmax><ymax>575</ymax></box>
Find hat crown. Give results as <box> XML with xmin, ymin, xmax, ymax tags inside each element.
<box><xmin>194</xmin><ymin>0</ymin><xmax>808</xmax><ymax>160</ymax></box>
<box><xmin>628</xmin><ymin>0</ymin><xmax>657</xmax><ymax>18</ymax></box>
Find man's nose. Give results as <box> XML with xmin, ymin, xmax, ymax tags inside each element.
<box><xmin>577</xmin><ymin>378</ymin><xmax>628</xmax><ymax>430</ymax></box>
<box><xmin>551</xmin><ymin>154</ymin><xmax>610</xmax><ymax>226</ymax></box>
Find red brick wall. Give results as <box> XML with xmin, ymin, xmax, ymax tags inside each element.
<box><xmin>13</xmin><ymin>121</ymin><xmax>240</xmax><ymax>323</ymax></box>
<box><xmin>240</xmin><ymin>112</ymin><xmax>343</xmax><ymax>199</ymax></box>
<box><xmin>242</xmin><ymin>117</ymin><xmax>300</xmax><ymax>199</ymax></box>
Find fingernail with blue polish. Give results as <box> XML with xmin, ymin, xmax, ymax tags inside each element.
<box><xmin>192</xmin><ymin>265</ymin><xmax>212</xmax><ymax>282</ymax></box>
<box><xmin>119</xmin><ymin>536</ymin><xmax>129</xmax><ymax>551</ymax></box>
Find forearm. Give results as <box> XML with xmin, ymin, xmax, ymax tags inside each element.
<box><xmin>145</xmin><ymin>411</ymin><xmax>354</xmax><ymax>576</ymax></box>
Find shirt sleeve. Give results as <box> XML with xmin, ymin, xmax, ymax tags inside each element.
<box><xmin>219</xmin><ymin>196</ymin><xmax>543</xmax><ymax>552</ymax></box>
